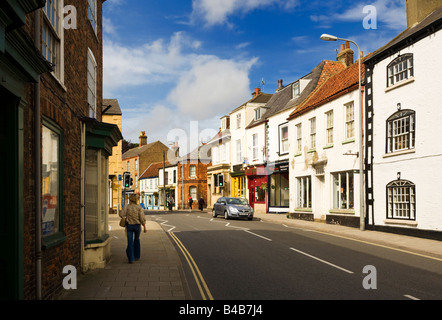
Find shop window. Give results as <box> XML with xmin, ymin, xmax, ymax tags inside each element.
<box><xmin>332</xmin><ymin>171</ymin><xmax>354</xmax><ymax>210</ymax></box>
<box><xmin>270</xmin><ymin>173</ymin><xmax>289</xmax><ymax>207</ymax></box>
<box><xmin>42</xmin><ymin>119</ymin><xmax>63</xmax><ymax>238</ymax></box>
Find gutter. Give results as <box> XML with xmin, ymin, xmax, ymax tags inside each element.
<box><xmin>34</xmin><ymin>9</ymin><xmax>42</xmax><ymax>300</ymax></box>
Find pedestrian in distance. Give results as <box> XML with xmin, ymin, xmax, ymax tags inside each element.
<box><xmin>188</xmin><ymin>196</ymin><xmax>193</xmax><ymax>212</ymax></box>
<box><xmin>168</xmin><ymin>195</ymin><xmax>174</xmax><ymax>212</ymax></box>
<box><xmin>198</xmin><ymin>197</ymin><xmax>205</xmax><ymax>211</ymax></box>
<box><xmin>119</xmin><ymin>193</ymin><xmax>147</xmax><ymax>264</ymax></box>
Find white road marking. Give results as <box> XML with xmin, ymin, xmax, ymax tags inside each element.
<box><xmin>404</xmin><ymin>294</ymin><xmax>420</xmax><ymax>300</ymax></box>
<box><xmin>244</xmin><ymin>230</ymin><xmax>272</xmax><ymax>242</ymax></box>
<box><xmin>290</xmin><ymin>247</ymin><xmax>354</xmax><ymax>274</ymax></box>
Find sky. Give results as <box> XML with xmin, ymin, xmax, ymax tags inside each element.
<box><xmin>102</xmin><ymin>0</ymin><xmax>407</xmax><ymax>155</ymax></box>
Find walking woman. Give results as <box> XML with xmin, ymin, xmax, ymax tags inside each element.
<box><xmin>120</xmin><ymin>194</ymin><xmax>147</xmax><ymax>263</ymax></box>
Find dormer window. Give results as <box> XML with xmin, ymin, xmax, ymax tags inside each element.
<box><xmin>255</xmin><ymin>108</ymin><xmax>261</xmax><ymax>121</ymax></box>
<box><xmin>387</xmin><ymin>54</ymin><xmax>413</xmax><ymax>87</ymax></box>
<box><xmin>293</xmin><ymin>82</ymin><xmax>300</xmax><ymax>97</ymax></box>
<box><xmin>221</xmin><ymin>117</ymin><xmax>226</xmax><ymax>130</ymax></box>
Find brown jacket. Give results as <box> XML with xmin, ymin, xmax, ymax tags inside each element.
<box><xmin>120</xmin><ymin>203</ymin><xmax>146</xmax><ymax>225</ymax></box>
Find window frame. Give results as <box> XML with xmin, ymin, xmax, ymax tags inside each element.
<box><xmin>88</xmin><ymin>0</ymin><xmax>98</xmax><ymax>34</ymax></box>
<box><xmin>309</xmin><ymin>117</ymin><xmax>316</xmax><ymax>150</ymax></box>
<box><xmin>296</xmin><ymin>176</ymin><xmax>312</xmax><ymax>209</ymax></box>
<box><xmin>42</xmin><ymin>0</ymin><xmax>64</xmax><ymax>82</ymax></box>
<box><xmin>252</xmin><ymin>133</ymin><xmax>259</xmax><ymax>160</ymax></box>
<box><xmin>296</xmin><ymin>123</ymin><xmax>302</xmax><ymax>153</ymax></box>
<box><xmin>387</xmin><ymin>54</ymin><xmax>414</xmax><ymax>87</ymax></box>
<box><xmin>325</xmin><ymin>110</ymin><xmax>334</xmax><ymax>145</ymax></box>
<box><xmin>386</xmin><ymin>179</ymin><xmax>416</xmax><ymax>220</ymax></box>
<box><xmin>189</xmin><ymin>165</ymin><xmax>196</xmax><ymax>178</ymax></box>
<box><xmin>332</xmin><ymin>171</ymin><xmax>354</xmax><ymax>211</ymax></box>
<box><xmin>386</xmin><ymin>109</ymin><xmax>416</xmax><ymax>154</ymax></box>
<box><xmin>87</xmin><ymin>48</ymin><xmax>97</xmax><ymax>118</ymax></box>
<box><xmin>345</xmin><ymin>102</ymin><xmax>355</xmax><ymax>140</ymax></box>
<box><xmin>279</xmin><ymin>123</ymin><xmax>289</xmax><ymax>155</ymax></box>
<box><xmin>42</xmin><ymin>117</ymin><xmax>66</xmax><ymax>247</ymax></box>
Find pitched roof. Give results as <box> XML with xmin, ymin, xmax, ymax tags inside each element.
<box><xmin>102</xmin><ymin>99</ymin><xmax>122</xmax><ymax>115</ymax></box>
<box><xmin>139</xmin><ymin>161</ymin><xmax>168</xmax><ymax>179</ymax></box>
<box><xmin>229</xmin><ymin>92</ymin><xmax>273</xmax><ymax>114</ymax></box>
<box><xmin>122</xmin><ymin>140</ymin><xmax>168</xmax><ymax>160</ymax></box>
<box><xmin>288</xmin><ymin>59</ymin><xmax>364</xmax><ymax>119</ymax></box>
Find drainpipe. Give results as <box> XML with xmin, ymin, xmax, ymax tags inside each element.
<box><xmin>34</xmin><ymin>9</ymin><xmax>42</xmax><ymax>300</ymax></box>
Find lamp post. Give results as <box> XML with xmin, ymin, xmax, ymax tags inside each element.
<box><xmin>320</xmin><ymin>34</ymin><xmax>365</xmax><ymax>231</ymax></box>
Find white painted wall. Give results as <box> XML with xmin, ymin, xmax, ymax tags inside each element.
<box><xmin>370</xmin><ymin>29</ymin><xmax>442</xmax><ymax>231</ymax></box>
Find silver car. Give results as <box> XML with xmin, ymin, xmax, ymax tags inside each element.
<box><xmin>212</xmin><ymin>197</ymin><xmax>254</xmax><ymax>220</ymax></box>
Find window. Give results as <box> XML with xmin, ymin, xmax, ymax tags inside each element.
<box><xmin>387</xmin><ymin>54</ymin><xmax>413</xmax><ymax>87</ymax></box>
<box><xmin>42</xmin><ymin>0</ymin><xmax>63</xmax><ymax>80</ymax></box>
<box><xmin>190</xmin><ymin>165</ymin><xmax>196</xmax><ymax>178</ymax></box>
<box><xmin>190</xmin><ymin>186</ymin><xmax>197</xmax><ymax>200</ymax></box>
<box><xmin>255</xmin><ymin>185</ymin><xmax>265</xmax><ymax>202</ymax></box>
<box><xmin>88</xmin><ymin>0</ymin><xmax>97</xmax><ymax>33</ymax></box>
<box><xmin>345</xmin><ymin>102</ymin><xmax>355</xmax><ymax>139</ymax></box>
<box><xmin>236</xmin><ymin>139</ymin><xmax>242</xmax><ymax>163</ymax></box>
<box><xmin>173</xmin><ymin>170</ymin><xmax>176</xmax><ymax>183</ymax></box>
<box><xmin>326</xmin><ymin>110</ymin><xmax>334</xmax><ymax>145</ymax></box>
<box><xmin>387</xmin><ymin>180</ymin><xmax>416</xmax><ymax>220</ymax></box>
<box><xmin>296</xmin><ymin>124</ymin><xmax>302</xmax><ymax>153</ymax></box>
<box><xmin>135</xmin><ymin>159</ymin><xmax>138</xmax><ymax>171</ymax></box>
<box><xmin>270</xmin><ymin>173</ymin><xmax>289</xmax><ymax>207</ymax></box>
<box><xmin>42</xmin><ymin>120</ymin><xmax>63</xmax><ymax>237</ymax></box>
<box><xmin>127</xmin><ymin>161</ymin><xmax>130</xmax><ymax>171</ymax></box>
<box><xmin>293</xmin><ymin>82</ymin><xmax>300</xmax><ymax>97</ymax></box>
<box><xmin>252</xmin><ymin>133</ymin><xmax>259</xmax><ymax>160</ymax></box>
<box><xmin>309</xmin><ymin>117</ymin><xmax>316</xmax><ymax>149</ymax></box>
<box><xmin>255</xmin><ymin>108</ymin><xmax>261</xmax><ymax>121</ymax></box>
<box><xmin>279</xmin><ymin>124</ymin><xmax>289</xmax><ymax>154</ymax></box>
<box><xmin>332</xmin><ymin>171</ymin><xmax>354</xmax><ymax>210</ymax></box>
<box><xmin>87</xmin><ymin>49</ymin><xmax>97</xmax><ymax>118</ymax></box>
<box><xmin>386</xmin><ymin>110</ymin><xmax>415</xmax><ymax>153</ymax></box>
<box><xmin>297</xmin><ymin>176</ymin><xmax>311</xmax><ymax>208</ymax></box>
<box><xmin>85</xmin><ymin>149</ymin><xmax>108</xmax><ymax>242</ymax></box>
<box><xmin>236</xmin><ymin>114</ymin><xmax>241</xmax><ymax>129</ymax></box>
<box><xmin>221</xmin><ymin>118</ymin><xmax>227</xmax><ymax>130</ymax></box>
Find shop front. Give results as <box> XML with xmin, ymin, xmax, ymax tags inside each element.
<box><xmin>245</xmin><ymin>165</ymin><xmax>267</xmax><ymax>213</ymax></box>
<box><xmin>267</xmin><ymin>161</ymin><xmax>290</xmax><ymax>213</ymax></box>
<box><xmin>230</xmin><ymin>164</ymin><xmax>247</xmax><ymax>199</ymax></box>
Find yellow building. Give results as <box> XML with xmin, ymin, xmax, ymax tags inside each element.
<box><xmin>102</xmin><ymin>99</ymin><xmax>124</xmax><ymax>212</ymax></box>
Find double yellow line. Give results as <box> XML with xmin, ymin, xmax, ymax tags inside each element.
<box><xmin>169</xmin><ymin>232</ymin><xmax>214</xmax><ymax>300</ymax></box>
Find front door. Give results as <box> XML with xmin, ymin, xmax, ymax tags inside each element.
<box><xmin>0</xmin><ymin>86</ymin><xmax>22</xmax><ymax>299</ymax></box>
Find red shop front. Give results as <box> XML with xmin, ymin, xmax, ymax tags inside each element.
<box><xmin>245</xmin><ymin>165</ymin><xmax>268</xmax><ymax>213</ymax></box>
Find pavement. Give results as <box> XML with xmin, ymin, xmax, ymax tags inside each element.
<box><xmin>58</xmin><ymin>209</ymin><xmax>442</xmax><ymax>300</ymax></box>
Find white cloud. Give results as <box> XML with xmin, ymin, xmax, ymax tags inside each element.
<box><xmin>104</xmin><ymin>32</ymin><xmax>258</xmax><ymax>144</ymax></box>
<box><xmin>191</xmin><ymin>0</ymin><xmax>299</xmax><ymax>26</ymax></box>
<box><xmin>310</xmin><ymin>0</ymin><xmax>406</xmax><ymax>30</ymax></box>
<box><xmin>168</xmin><ymin>56</ymin><xmax>258</xmax><ymax>119</ymax></box>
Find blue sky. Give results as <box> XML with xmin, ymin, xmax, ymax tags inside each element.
<box><xmin>103</xmin><ymin>0</ymin><xmax>406</xmax><ymax>153</ymax></box>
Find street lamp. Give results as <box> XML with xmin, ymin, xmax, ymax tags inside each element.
<box><xmin>320</xmin><ymin>34</ymin><xmax>365</xmax><ymax>231</ymax></box>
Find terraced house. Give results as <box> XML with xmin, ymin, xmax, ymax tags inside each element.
<box><xmin>0</xmin><ymin>0</ymin><xmax>122</xmax><ymax>300</ymax></box>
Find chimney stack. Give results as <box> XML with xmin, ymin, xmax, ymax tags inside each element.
<box><xmin>406</xmin><ymin>0</ymin><xmax>442</xmax><ymax>28</ymax></box>
<box><xmin>278</xmin><ymin>79</ymin><xmax>283</xmax><ymax>90</ymax></box>
<box><xmin>337</xmin><ymin>41</ymin><xmax>354</xmax><ymax>67</ymax></box>
<box><xmin>254</xmin><ymin>88</ymin><xmax>261</xmax><ymax>96</ymax></box>
<box><xmin>139</xmin><ymin>131</ymin><xmax>147</xmax><ymax>147</ymax></box>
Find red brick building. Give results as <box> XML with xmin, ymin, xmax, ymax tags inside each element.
<box><xmin>176</xmin><ymin>146</ymin><xmax>212</xmax><ymax>210</ymax></box>
<box><xmin>1</xmin><ymin>1</ymin><xmax>121</xmax><ymax>300</ymax></box>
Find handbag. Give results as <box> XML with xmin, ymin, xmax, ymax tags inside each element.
<box><xmin>119</xmin><ymin>217</ymin><xmax>126</xmax><ymax>227</ymax></box>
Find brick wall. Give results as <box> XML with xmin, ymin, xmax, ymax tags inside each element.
<box><xmin>22</xmin><ymin>0</ymin><xmax>104</xmax><ymax>300</ymax></box>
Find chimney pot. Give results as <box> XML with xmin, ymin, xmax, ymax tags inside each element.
<box><xmin>254</xmin><ymin>88</ymin><xmax>261</xmax><ymax>96</ymax></box>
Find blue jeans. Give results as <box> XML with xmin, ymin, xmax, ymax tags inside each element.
<box><xmin>126</xmin><ymin>224</ymin><xmax>141</xmax><ymax>263</ymax></box>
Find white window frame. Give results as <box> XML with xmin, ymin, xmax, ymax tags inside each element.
<box><xmin>309</xmin><ymin>117</ymin><xmax>316</xmax><ymax>150</ymax></box>
<box><xmin>386</xmin><ymin>110</ymin><xmax>415</xmax><ymax>153</ymax></box>
<box><xmin>255</xmin><ymin>108</ymin><xmax>261</xmax><ymax>121</ymax></box>
<box><xmin>387</xmin><ymin>54</ymin><xmax>413</xmax><ymax>87</ymax></box>
<box><xmin>279</xmin><ymin>123</ymin><xmax>289</xmax><ymax>155</ymax></box>
<box><xmin>387</xmin><ymin>180</ymin><xmax>416</xmax><ymax>220</ymax></box>
<box><xmin>88</xmin><ymin>0</ymin><xmax>98</xmax><ymax>34</ymax></box>
<box><xmin>293</xmin><ymin>82</ymin><xmax>300</xmax><ymax>97</ymax></box>
<box><xmin>296</xmin><ymin>123</ymin><xmax>302</xmax><ymax>153</ymax></box>
<box><xmin>325</xmin><ymin>110</ymin><xmax>334</xmax><ymax>145</ymax></box>
<box><xmin>252</xmin><ymin>133</ymin><xmax>259</xmax><ymax>160</ymax></box>
<box><xmin>332</xmin><ymin>171</ymin><xmax>354</xmax><ymax>210</ymax></box>
<box><xmin>42</xmin><ymin>0</ymin><xmax>64</xmax><ymax>82</ymax></box>
<box><xmin>236</xmin><ymin>114</ymin><xmax>241</xmax><ymax>129</ymax></box>
<box><xmin>88</xmin><ymin>48</ymin><xmax>97</xmax><ymax>118</ymax></box>
<box><xmin>297</xmin><ymin>176</ymin><xmax>311</xmax><ymax>209</ymax></box>
<box><xmin>345</xmin><ymin>102</ymin><xmax>355</xmax><ymax>140</ymax></box>
<box><xmin>190</xmin><ymin>165</ymin><xmax>196</xmax><ymax>178</ymax></box>
<box><xmin>236</xmin><ymin>139</ymin><xmax>242</xmax><ymax>164</ymax></box>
